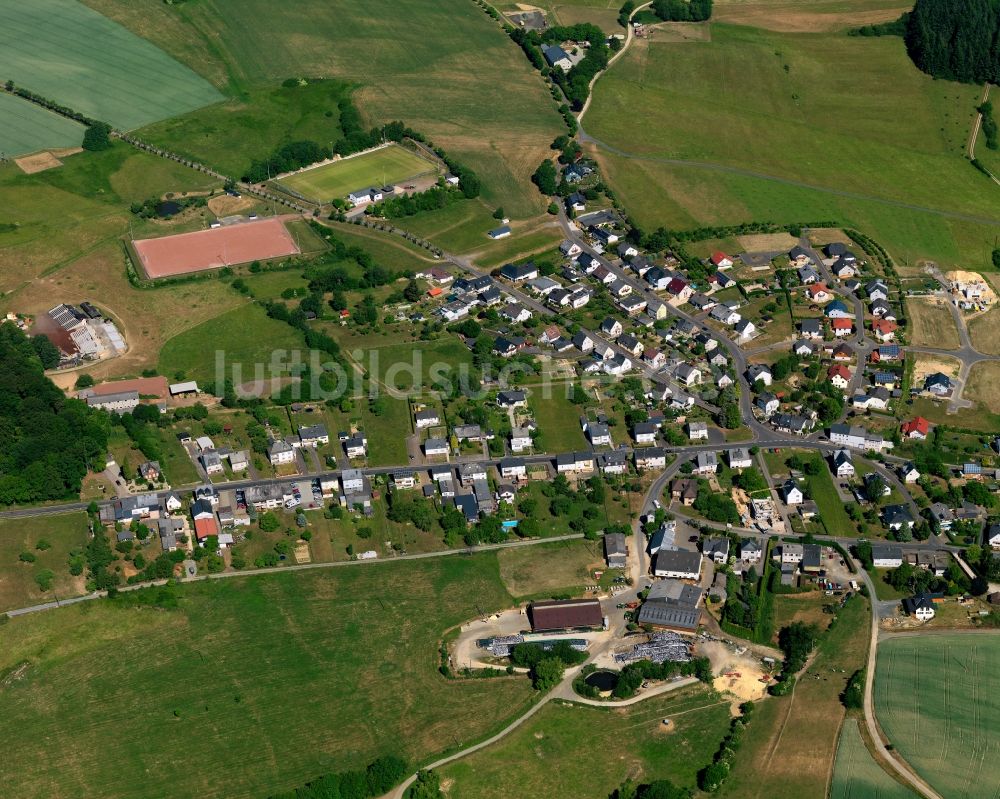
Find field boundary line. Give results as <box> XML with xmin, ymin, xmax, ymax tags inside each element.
<box><xmin>3</xmin><ymin>533</ymin><xmax>586</xmax><ymax>618</ymax></box>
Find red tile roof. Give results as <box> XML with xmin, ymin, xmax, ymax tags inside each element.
<box><xmin>194</xmin><ymin>516</ymin><xmax>219</xmax><ymax>541</ymax></box>
<box><xmin>901</xmin><ymin>417</ymin><xmax>930</xmax><ymax>436</ymax></box>
<box><xmin>710</xmin><ymin>251</ymin><xmax>730</xmax><ymax>265</ymax></box>
<box><xmin>832</xmin><ymin>318</ymin><xmax>853</xmax><ymax>330</ymax></box>
<box><xmin>828</xmin><ymin>364</ymin><xmax>851</xmax><ymax>381</ymax></box>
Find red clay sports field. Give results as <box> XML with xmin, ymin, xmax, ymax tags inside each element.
<box><xmin>133</xmin><ymin>216</ymin><xmax>301</xmax><ymax>278</ymax></box>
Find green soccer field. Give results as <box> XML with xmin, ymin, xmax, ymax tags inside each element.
<box><xmin>0</xmin><ymin>94</ymin><xmax>85</xmax><ymax>157</ymax></box>
<box><xmin>874</xmin><ymin>633</ymin><xmax>1000</xmax><ymax>799</ymax></box>
<box><xmin>278</xmin><ymin>145</ymin><xmax>438</xmax><ymax>202</ymax></box>
<box><xmin>0</xmin><ymin>0</ymin><xmax>222</xmax><ymax>131</ymax></box>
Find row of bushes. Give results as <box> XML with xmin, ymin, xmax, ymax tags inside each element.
<box><xmin>698</xmin><ymin>701</ymin><xmax>755</xmax><ymax>792</ymax></box>
<box><xmin>268</xmin><ymin>756</ymin><xmax>407</xmax><ymax>799</ymax></box>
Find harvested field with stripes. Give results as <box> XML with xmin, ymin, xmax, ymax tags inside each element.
<box><xmin>0</xmin><ymin>0</ymin><xmax>221</xmax><ymax>130</ymax></box>
<box><xmin>874</xmin><ymin>633</ymin><xmax>1000</xmax><ymax>799</ymax></box>
<box><xmin>830</xmin><ymin>719</ymin><xmax>915</xmax><ymax>799</ymax></box>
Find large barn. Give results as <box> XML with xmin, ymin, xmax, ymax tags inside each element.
<box><xmin>528</xmin><ymin>599</ymin><xmax>605</xmax><ymax>632</ymax></box>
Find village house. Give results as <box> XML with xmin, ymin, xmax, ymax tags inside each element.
<box><xmin>671</xmin><ymin>478</ymin><xmax>699</xmax><ymax>506</ymax></box>
<box><xmin>694</xmin><ymin>451</ymin><xmax>718</xmax><ymax>475</ymax></box>
<box><xmin>728</xmin><ymin>448</ymin><xmax>753</xmax><ymax>469</ymax></box>
<box><xmin>687</xmin><ymin>421</ymin><xmax>709</xmax><ymax>441</ymax></box>
<box><xmin>653</xmin><ymin>549</ymin><xmax>703</xmax><ymax>580</ymax></box>
<box><xmin>634</xmin><ymin>447</ymin><xmax>667</xmax><ymax>471</ymax></box>
<box><xmin>268</xmin><ymin>438</ymin><xmax>295</xmax><ymax>466</ymax></box>
<box><xmin>598</xmin><ymin>451</ymin><xmax>628</xmax><ymax>474</ymax></box>
<box><xmin>901</xmin><ymin>416</ymin><xmax>930</xmax><ymax>439</ymax></box>
<box><xmin>832</xmin><ymin>449</ymin><xmax>855</xmax><ymax>478</ymax></box>
<box><xmin>345</xmin><ymin>433</ymin><xmax>368</xmax><ymax>459</ymax></box>
<box><xmin>828</xmin><ymin>363</ymin><xmax>851</xmax><ymax>390</ymax></box>
<box><xmin>556</xmin><ymin>451</ymin><xmax>595</xmax><ymax>474</ymax></box>
<box><xmin>497</xmin><ymin>389</ymin><xmax>527</xmax><ymax>408</ymax></box>
<box><xmin>499</xmin><ymin>457</ymin><xmax>527</xmax><ymax>481</ymax></box>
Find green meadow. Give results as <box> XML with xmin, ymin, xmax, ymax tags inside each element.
<box><xmin>586</xmin><ymin>24</ymin><xmax>1000</xmax><ymax>268</ymax></box>
<box><xmin>0</xmin><ymin>555</ymin><xmax>535</xmax><ymax>799</ymax></box>
<box><xmin>158</xmin><ymin>302</ymin><xmax>306</xmax><ymax>384</ymax></box>
<box><xmin>85</xmin><ymin>0</ymin><xmax>564</xmax><ymax>216</ymax></box>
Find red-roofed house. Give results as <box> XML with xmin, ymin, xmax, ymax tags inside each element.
<box><xmin>194</xmin><ymin>515</ymin><xmax>219</xmax><ymax>541</ymax></box>
<box><xmin>710</xmin><ymin>251</ymin><xmax>734</xmax><ymax>269</ymax></box>
<box><xmin>827</xmin><ymin>363</ymin><xmax>852</xmax><ymax>389</ymax></box>
<box><xmin>807</xmin><ymin>283</ymin><xmax>831</xmax><ymax>302</ymax></box>
<box><xmin>872</xmin><ymin>318</ymin><xmax>898</xmax><ymax>342</ymax></box>
<box><xmin>901</xmin><ymin>416</ymin><xmax>930</xmax><ymax>439</ymax></box>
<box><xmin>427</xmin><ymin>287</ymin><xmax>443</xmax><ymax>298</ymax></box>
<box><xmin>666</xmin><ymin>277</ymin><xmax>693</xmax><ymax>305</ymax></box>
<box><xmin>832</xmin><ymin>318</ymin><xmax>853</xmax><ymax>337</ymax></box>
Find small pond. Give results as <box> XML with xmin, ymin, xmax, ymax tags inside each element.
<box><xmin>156</xmin><ymin>200</ymin><xmax>182</xmax><ymax>218</ymax></box>
<box><xmin>584</xmin><ymin>670</ymin><xmax>618</xmax><ymax>691</ymax></box>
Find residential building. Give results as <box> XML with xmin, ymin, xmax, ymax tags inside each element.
<box><xmin>653</xmin><ymin>549</ymin><xmax>702</xmax><ymax>580</ymax></box>
<box><xmin>694</xmin><ymin>451</ymin><xmax>718</xmax><ymax>475</ymax></box>
<box><xmin>340</xmin><ymin>432</ymin><xmax>366</xmax><ymax>458</ymax></box>
<box><xmin>423</xmin><ymin>438</ymin><xmax>450</xmax><ymax>457</ymax></box>
<box><xmin>901</xmin><ymin>417</ymin><xmax>930</xmax><ymax>439</ymax></box>
<box><xmin>414</xmin><ymin>409</ymin><xmax>441</xmax><ymax>429</ymax></box>
<box><xmin>499</xmin><ymin>457</ymin><xmax>527</xmax><ymax>480</ymax></box>
<box><xmin>598</xmin><ymin>451</ymin><xmax>628</xmax><ymax>474</ymax></box>
<box><xmin>832</xmin><ymin>449</ymin><xmax>855</xmax><ymax>478</ymax></box>
<box><xmin>671</xmin><ymin>478</ymin><xmax>699</xmax><ymax>506</ymax></box>
<box><xmin>499</xmin><ymin>261</ymin><xmax>538</xmax><ymax>283</ymax></box>
<box><xmin>510</xmin><ymin>426</ymin><xmax>533</xmax><ymax>453</ymax></box>
<box><xmin>605</xmin><ymin>533</ymin><xmax>628</xmax><ymax>569</ymax></box>
<box><xmin>728</xmin><ymin>448</ymin><xmax>753</xmax><ymax>469</ymax></box>
<box><xmin>902</xmin><ymin>594</ymin><xmax>938</xmax><ymax>621</ymax></box>
<box><xmin>268</xmin><ymin>438</ymin><xmax>295</xmax><ymax>466</ymax></box>
<box><xmin>634</xmin><ymin>447</ymin><xmax>667</xmax><ymax>471</ymax></box>
<box><xmin>703</xmin><ymin>538</ymin><xmax>730</xmax><ymax>565</ymax></box>
<box><xmin>781</xmin><ymin>479</ymin><xmax>804</xmax><ymax>505</ymax></box>
<box><xmin>298</xmin><ymin>424</ymin><xmax>329</xmax><ymax>447</ymax></box>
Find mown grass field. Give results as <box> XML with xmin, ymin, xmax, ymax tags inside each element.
<box><xmin>718</xmin><ymin>595</ymin><xmax>871</xmax><ymax>798</ymax></box>
<box><xmin>0</xmin><ymin>555</ymin><xmax>536</xmax><ymax>799</ymax></box>
<box><xmin>967</xmin><ymin>306</ymin><xmax>1000</xmax><ymax>355</ymax></box>
<box><xmin>830</xmin><ymin>719</ymin><xmax>916</xmax><ymax>799</ymax></box>
<box><xmin>280</xmin><ymin>145</ymin><xmax>438</xmax><ymax>202</ymax></box>
<box><xmin>0</xmin><ymin>0</ymin><xmax>221</xmax><ymax>130</ymax></box>
<box><xmin>874</xmin><ymin>633</ymin><xmax>1000</xmax><ymax>799</ymax></box>
<box><xmin>0</xmin><ymin>94</ymin><xmax>85</xmax><ymax>157</ymax></box>
<box><xmin>496</xmin><ymin>538</ymin><xmax>604</xmax><ymax>599</ymax></box>
<box><xmin>965</xmin><ymin>361</ymin><xmax>1000</xmax><ymax>414</ymax></box>
<box><xmin>587</xmin><ymin>25</ymin><xmax>1000</xmax><ymax>268</ymax></box>
<box><xmin>158</xmin><ymin>301</ymin><xmax>305</xmax><ymax>385</ymax></box>
<box><xmin>906</xmin><ymin>297</ymin><xmax>961</xmax><ymax>349</ymax></box>
<box><xmin>0</xmin><ymin>513</ymin><xmax>89</xmax><ymax>613</ymax></box>
<box><xmin>439</xmin><ymin>685</ymin><xmax>732</xmax><ymax>799</ymax></box>
<box><xmin>85</xmin><ymin>0</ymin><xmax>563</xmax><ymax>217</ymax></box>
<box><xmin>713</xmin><ymin>0</ymin><xmax>908</xmax><ymax>32</ymax></box>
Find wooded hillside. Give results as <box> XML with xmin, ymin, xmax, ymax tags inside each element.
<box><xmin>905</xmin><ymin>0</ymin><xmax>1000</xmax><ymax>83</ymax></box>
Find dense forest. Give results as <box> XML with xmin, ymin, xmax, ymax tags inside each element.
<box><xmin>0</xmin><ymin>325</ymin><xmax>109</xmax><ymax>505</ymax></box>
<box><xmin>905</xmin><ymin>0</ymin><xmax>1000</xmax><ymax>83</ymax></box>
